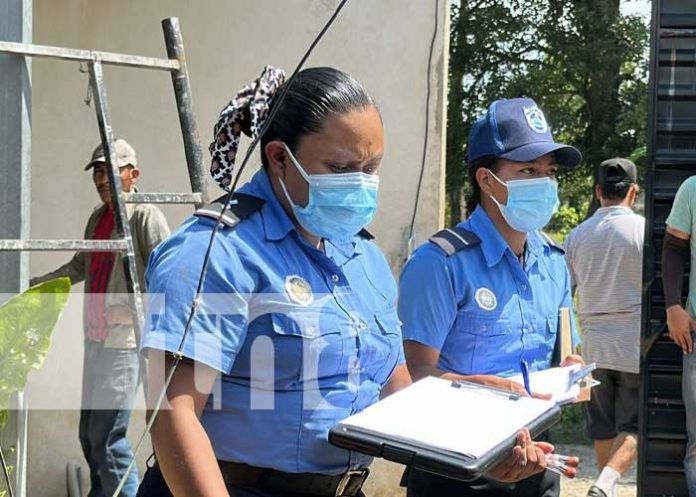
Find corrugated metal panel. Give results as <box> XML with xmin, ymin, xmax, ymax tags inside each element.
<box><xmin>640</xmin><ymin>1</ymin><xmax>696</xmax><ymax>496</ymax></box>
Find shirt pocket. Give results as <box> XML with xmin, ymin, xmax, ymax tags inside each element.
<box><xmin>545</xmin><ymin>313</ymin><xmax>559</xmax><ymax>338</ymax></box>
<box><xmin>541</xmin><ymin>314</ymin><xmax>560</xmax><ymax>368</ymax></box>
<box><xmin>366</xmin><ymin>310</ymin><xmax>403</xmax><ymax>386</ymax></box>
<box><xmin>452</xmin><ymin>312</ymin><xmax>512</xmax><ymax>374</ymax></box>
<box><xmin>534</xmin><ymin>313</ymin><xmax>559</xmax><ymax>369</ymax></box>
<box><xmin>269</xmin><ymin>307</ymin><xmax>348</xmax><ymax>387</ymax></box>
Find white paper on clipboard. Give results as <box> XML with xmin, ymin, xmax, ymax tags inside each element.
<box><xmin>509</xmin><ymin>364</ymin><xmax>584</xmax><ymax>405</ymax></box>
<box><xmin>337</xmin><ymin>376</ymin><xmax>557</xmax><ymax>460</ymax></box>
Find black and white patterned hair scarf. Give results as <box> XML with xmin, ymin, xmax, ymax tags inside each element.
<box><xmin>209</xmin><ymin>65</ymin><xmax>287</xmax><ymax>190</ymax></box>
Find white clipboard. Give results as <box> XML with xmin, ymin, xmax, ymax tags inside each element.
<box><xmin>329</xmin><ymin>377</ymin><xmax>561</xmax><ymax>482</ymax></box>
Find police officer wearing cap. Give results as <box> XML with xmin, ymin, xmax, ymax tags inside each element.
<box><xmin>136</xmin><ymin>69</ymin><xmax>553</xmax><ymax>497</ymax></box>
<box><xmin>399</xmin><ymin>97</ymin><xmax>584</xmax><ymax>497</ymax></box>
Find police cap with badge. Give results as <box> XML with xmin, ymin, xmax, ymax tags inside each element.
<box><xmin>431</xmin><ymin>97</ymin><xmax>582</xmax><ymax>256</ymax></box>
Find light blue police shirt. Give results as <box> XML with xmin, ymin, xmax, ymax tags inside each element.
<box><xmin>399</xmin><ymin>206</ymin><xmax>578</xmax><ymax>377</ymax></box>
<box><xmin>141</xmin><ymin>169</ymin><xmax>404</xmax><ymax>475</ymax></box>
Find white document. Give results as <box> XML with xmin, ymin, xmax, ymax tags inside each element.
<box><xmin>509</xmin><ymin>365</ymin><xmax>582</xmax><ymax>405</ymax></box>
<box><xmin>338</xmin><ymin>376</ymin><xmax>557</xmax><ymax>460</ymax></box>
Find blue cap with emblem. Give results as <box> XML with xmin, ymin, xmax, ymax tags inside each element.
<box><xmin>467</xmin><ymin>97</ymin><xmax>582</xmax><ymax>168</ymax></box>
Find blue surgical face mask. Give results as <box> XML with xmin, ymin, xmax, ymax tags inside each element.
<box><xmin>278</xmin><ymin>144</ymin><xmax>380</xmax><ymax>240</ymax></box>
<box><xmin>487</xmin><ymin>170</ymin><xmax>559</xmax><ymax>232</ymax></box>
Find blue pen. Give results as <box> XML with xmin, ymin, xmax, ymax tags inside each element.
<box><xmin>520</xmin><ymin>360</ymin><xmax>532</xmax><ymax>396</ymax></box>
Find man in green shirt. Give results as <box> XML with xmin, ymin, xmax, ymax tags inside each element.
<box><xmin>662</xmin><ymin>175</ymin><xmax>696</xmax><ymax>496</ymax></box>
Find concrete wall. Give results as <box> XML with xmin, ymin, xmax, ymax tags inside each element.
<box><xmin>24</xmin><ymin>1</ymin><xmax>448</xmax><ymax>495</ymax></box>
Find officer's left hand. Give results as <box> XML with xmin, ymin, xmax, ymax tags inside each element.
<box><xmin>487</xmin><ymin>429</ymin><xmax>552</xmax><ymax>483</ymax></box>
<box><xmin>560</xmin><ymin>354</ymin><xmax>584</xmax><ymax>367</ymax></box>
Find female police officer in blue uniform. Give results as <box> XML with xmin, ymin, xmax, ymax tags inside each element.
<box><xmin>399</xmin><ymin>97</ymin><xmax>584</xmax><ymax>497</ymax></box>
<box><xmin>136</xmin><ymin>70</ymin><xmax>552</xmax><ymax>497</ymax></box>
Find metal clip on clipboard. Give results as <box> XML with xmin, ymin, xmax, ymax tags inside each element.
<box><xmin>329</xmin><ymin>377</ymin><xmax>562</xmax><ymax>483</ymax></box>
<box><xmin>450</xmin><ymin>380</ymin><xmax>523</xmax><ymax>401</ymax></box>
<box><xmin>567</xmin><ymin>363</ymin><xmax>598</xmax><ymax>390</ymax></box>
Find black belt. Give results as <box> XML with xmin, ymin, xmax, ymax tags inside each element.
<box><xmin>218</xmin><ymin>460</ymin><xmax>368</xmax><ymax>497</ymax></box>
<box><xmin>150</xmin><ymin>456</ymin><xmax>368</xmax><ymax>497</ymax></box>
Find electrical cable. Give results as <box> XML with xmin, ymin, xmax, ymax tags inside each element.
<box><xmin>111</xmin><ymin>2</ymin><xmax>351</xmax><ymax>495</ymax></box>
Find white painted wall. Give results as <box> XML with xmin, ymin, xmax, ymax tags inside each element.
<box><xmin>24</xmin><ymin>1</ymin><xmax>448</xmax><ymax>495</ymax></box>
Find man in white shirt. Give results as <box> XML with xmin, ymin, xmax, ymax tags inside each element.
<box><xmin>564</xmin><ymin>158</ymin><xmax>643</xmax><ymax>497</ymax></box>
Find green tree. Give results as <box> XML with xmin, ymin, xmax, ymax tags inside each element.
<box><xmin>447</xmin><ymin>0</ymin><xmax>548</xmax><ymax>222</ymax></box>
<box><xmin>447</xmin><ymin>0</ymin><xmax>649</xmax><ymax>233</ymax></box>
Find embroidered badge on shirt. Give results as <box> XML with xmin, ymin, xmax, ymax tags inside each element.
<box><xmin>285</xmin><ymin>275</ymin><xmax>314</xmax><ymax>306</ymax></box>
<box><xmin>524</xmin><ymin>105</ymin><xmax>549</xmax><ymax>134</ymax></box>
<box><xmin>475</xmin><ymin>288</ymin><xmax>498</xmax><ymax>311</ymax></box>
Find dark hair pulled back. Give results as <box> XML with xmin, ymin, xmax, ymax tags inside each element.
<box><xmin>261</xmin><ymin>67</ymin><xmax>377</xmax><ymax>167</ymax></box>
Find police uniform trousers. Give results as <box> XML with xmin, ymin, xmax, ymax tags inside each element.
<box><xmin>137</xmin><ymin>466</ymin><xmax>367</xmax><ymax>497</ymax></box>
<box><xmin>405</xmin><ymin>467</ymin><xmax>560</xmax><ymax>497</ymax></box>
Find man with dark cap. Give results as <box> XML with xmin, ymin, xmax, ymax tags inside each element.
<box><xmin>564</xmin><ymin>158</ymin><xmax>643</xmax><ymax>497</ymax></box>
<box><xmin>31</xmin><ymin>139</ymin><xmax>170</xmax><ymax>497</ymax></box>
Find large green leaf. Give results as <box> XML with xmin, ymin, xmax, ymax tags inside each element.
<box><xmin>0</xmin><ymin>278</ymin><xmax>71</xmax><ymax>412</ymax></box>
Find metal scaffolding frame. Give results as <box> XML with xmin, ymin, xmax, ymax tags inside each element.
<box><xmin>0</xmin><ymin>2</ymin><xmax>32</xmax><ymax>495</ymax></box>
<box><xmin>0</xmin><ymin>16</ymin><xmax>209</xmax><ymax>336</ymax></box>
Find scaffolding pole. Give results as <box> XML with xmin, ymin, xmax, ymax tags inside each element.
<box><xmin>0</xmin><ymin>2</ymin><xmax>31</xmax><ymax>496</ymax></box>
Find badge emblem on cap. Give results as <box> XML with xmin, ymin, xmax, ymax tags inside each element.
<box><xmin>475</xmin><ymin>288</ymin><xmax>497</xmax><ymax>311</ymax></box>
<box><xmin>523</xmin><ymin>106</ymin><xmax>548</xmax><ymax>134</ymax></box>
<box><xmin>285</xmin><ymin>275</ymin><xmax>314</xmax><ymax>306</ymax></box>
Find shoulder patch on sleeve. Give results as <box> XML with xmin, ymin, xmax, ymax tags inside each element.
<box><xmin>428</xmin><ymin>227</ymin><xmax>481</xmax><ymax>256</ymax></box>
<box><xmin>194</xmin><ymin>193</ymin><xmax>265</xmax><ymax>229</ymax></box>
<box><xmin>539</xmin><ymin>231</ymin><xmax>565</xmax><ymax>254</ymax></box>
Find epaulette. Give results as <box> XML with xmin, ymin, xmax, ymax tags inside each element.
<box><xmin>358</xmin><ymin>228</ymin><xmax>375</xmax><ymax>240</ymax></box>
<box><xmin>428</xmin><ymin>227</ymin><xmax>481</xmax><ymax>256</ymax></box>
<box><xmin>194</xmin><ymin>193</ymin><xmax>265</xmax><ymax>229</ymax></box>
<box><xmin>539</xmin><ymin>231</ymin><xmax>565</xmax><ymax>254</ymax></box>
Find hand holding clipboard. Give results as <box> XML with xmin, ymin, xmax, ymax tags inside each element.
<box><xmin>552</xmin><ymin>307</ymin><xmax>595</xmax><ymax>403</ymax></box>
<box><xmin>330</xmin><ymin>377</ymin><xmax>564</xmax><ymax>482</ymax></box>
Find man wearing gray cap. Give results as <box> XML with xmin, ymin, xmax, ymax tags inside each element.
<box><xmin>564</xmin><ymin>158</ymin><xmax>643</xmax><ymax>497</ymax></box>
<box><xmin>31</xmin><ymin>139</ymin><xmax>170</xmax><ymax>497</ymax></box>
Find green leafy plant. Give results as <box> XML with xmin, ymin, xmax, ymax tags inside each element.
<box><xmin>0</xmin><ymin>277</ymin><xmax>71</xmax><ymax>421</ymax></box>
<box><xmin>547</xmin><ymin>205</ymin><xmax>584</xmax><ymax>242</ymax></box>
<box><xmin>0</xmin><ymin>278</ymin><xmax>70</xmax><ymax>496</ymax></box>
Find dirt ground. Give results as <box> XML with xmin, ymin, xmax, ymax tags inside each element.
<box><xmin>361</xmin><ymin>444</ymin><xmax>637</xmax><ymax>497</ymax></box>
<box><xmin>559</xmin><ymin>444</ymin><xmax>637</xmax><ymax>497</ymax></box>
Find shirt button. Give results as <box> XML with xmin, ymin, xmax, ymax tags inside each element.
<box><xmin>331</xmin><ymin>274</ymin><xmax>340</xmax><ymax>283</ymax></box>
<box><xmin>359</xmin><ymin>321</ymin><xmax>368</xmax><ymax>331</ymax></box>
